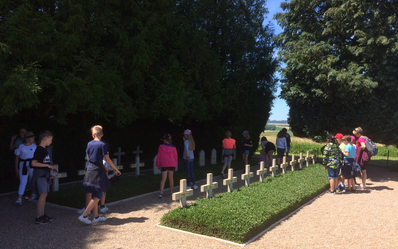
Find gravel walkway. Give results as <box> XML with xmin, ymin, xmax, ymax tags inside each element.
<box><xmin>1</xmin><ymin>164</ymin><xmax>397</xmax><ymax>249</ymax></box>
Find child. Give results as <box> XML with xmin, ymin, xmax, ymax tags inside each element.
<box><xmin>78</xmin><ymin>125</ymin><xmax>121</xmax><ymax>225</ymax></box>
<box><xmin>262</xmin><ymin>137</ymin><xmax>276</xmax><ymax>167</ymax></box>
<box><xmin>276</xmin><ymin>130</ymin><xmax>287</xmax><ymax>165</ymax></box>
<box><xmin>241</xmin><ymin>131</ymin><xmax>253</xmax><ymax>166</ymax></box>
<box><xmin>31</xmin><ymin>131</ymin><xmax>56</xmax><ymax>224</ymax></box>
<box><xmin>335</xmin><ymin>133</ymin><xmax>345</xmax><ymax>191</ymax></box>
<box><xmin>14</xmin><ymin>131</ymin><xmax>37</xmax><ymax>205</ymax></box>
<box><xmin>221</xmin><ymin>131</ymin><xmax>236</xmax><ymax>178</ymax></box>
<box><xmin>341</xmin><ymin>135</ymin><xmax>356</xmax><ymax>192</ymax></box>
<box><xmin>183</xmin><ymin>129</ymin><xmax>197</xmax><ymax>189</ymax></box>
<box><xmin>156</xmin><ymin>134</ymin><xmax>177</xmax><ymax>198</ymax></box>
<box><xmin>323</xmin><ymin>134</ymin><xmax>340</xmax><ymax>195</ymax></box>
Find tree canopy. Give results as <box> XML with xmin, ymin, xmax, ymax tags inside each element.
<box><xmin>275</xmin><ymin>0</ymin><xmax>398</xmax><ymax>145</ymax></box>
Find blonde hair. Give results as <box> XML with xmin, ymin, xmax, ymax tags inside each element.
<box><xmin>353</xmin><ymin>127</ymin><xmax>363</xmax><ymax>135</ymax></box>
<box><xmin>185</xmin><ymin>134</ymin><xmax>195</xmax><ymax>151</ymax></box>
<box><xmin>225</xmin><ymin>131</ymin><xmax>232</xmax><ymax>138</ymax></box>
<box><xmin>91</xmin><ymin>125</ymin><xmax>103</xmax><ymax>137</ymax></box>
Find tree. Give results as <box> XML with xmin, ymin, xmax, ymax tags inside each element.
<box><xmin>275</xmin><ymin>0</ymin><xmax>398</xmax><ymax>145</ymax></box>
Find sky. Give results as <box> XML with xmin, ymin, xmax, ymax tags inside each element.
<box><xmin>266</xmin><ymin>0</ymin><xmax>289</xmax><ymax>121</ymax></box>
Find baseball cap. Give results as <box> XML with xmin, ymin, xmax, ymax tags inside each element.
<box><xmin>351</xmin><ymin>135</ymin><xmax>356</xmax><ymax>141</ymax></box>
<box><xmin>242</xmin><ymin>130</ymin><xmax>249</xmax><ymax>135</ymax></box>
<box><xmin>335</xmin><ymin>133</ymin><xmax>344</xmax><ymax>139</ymax></box>
<box><xmin>24</xmin><ymin>131</ymin><xmax>35</xmax><ymax>138</ymax></box>
<box><xmin>326</xmin><ymin>134</ymin><xmax>334</xmax><ymax>140</ymax></box>
<box><xmin>183</xmin><ymin>129</ymin><xmax>192</xmax><ymax>135</ymax></box>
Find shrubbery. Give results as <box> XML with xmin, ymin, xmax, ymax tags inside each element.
<box><xmin>160</xmin><ymin>164</ymin><xmax>329</xmax><ymax>243</ymax></box>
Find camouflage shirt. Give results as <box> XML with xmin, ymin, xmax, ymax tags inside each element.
<box><xmin>323</xmin><ymin>142</ymin><xmax>340</xmax><ymax>169</ymax></box>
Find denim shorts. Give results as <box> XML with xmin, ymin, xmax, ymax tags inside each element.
<box><xmin>36</xmin><ymin>177</ymin><xmax>50</xmax><ymax>194</ymax></box>
<box><xmin>86</xmin><ymin>186</ymin><xmax>103</xmax><ymax>200</ymax></box>
<box><xmin>327</xmin><ymin>167</ymin><xmax>339</xmax><ymax>179</ymax></box>
<box><xmin>242</xmin><ymin>150</ymin><xmax>249</xmax><ymax>155</ymax></box>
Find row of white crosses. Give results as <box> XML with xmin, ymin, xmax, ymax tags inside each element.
<box><xmin>172</xmin><ymin>150</ymin><xmax>317</xmax><ymax>207</ymax></box>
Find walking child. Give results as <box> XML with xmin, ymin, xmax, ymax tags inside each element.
<box><xmin>323</xmin><ymin>134</ymin><xmax>340</xmax><ymax>194</ymax></box>
<box><xmin>241</xmin><ymin>131</ymin><xmax>253</xmax><ymax>166</ymax></box>
<box><xmin>78</xmin><ymin>125</ymin><xmax>121</xmax><ymax>225</ymax></box>
<box><xmin>31</xmin><ymin>131</ymin><xmax>56</xmax><ymax>224</ymax></box>
<box><xmin>221</xmin><ymin>131</ymin><xmax>236</xmax><ymax>178</ymax></box>
<box><xmin>156</xmin><ymin>134</ymin><xmax>178</xmax><ymax>198</ymax></box>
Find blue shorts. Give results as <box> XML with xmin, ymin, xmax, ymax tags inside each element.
<box><xmin>242</xmin><ymin>150</ymin><xmax>249</xmax><ymax>155</ymax></box>
<box><xmin>327</xmin><ymin>167</ymin><xmax>339</xmax><ymax>179</ymax></box>
<box><xmin>86</xmin><ymin>186</ymin><xmax>103</xmax><ymax>200</ymax></box>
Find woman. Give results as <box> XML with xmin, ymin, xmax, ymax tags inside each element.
<box><xmin>156</xmin><ymin>134</ymin><xmax>177</xmax><ymax>198</ymax></box>
<box><xmin>276</xmin><ymin>130</ymin><xmax>287</xmax><ymax>165</ymax></box>
<box><xmin>183</xmin><ymin>129</ymin><xmax>197</xmax><ymax>189</ymax></box>
<box><xmin>14</xmin><ymin>131</ymin><xmax>36</xmax><ymax>205</ymax></box>
<box><xmin>353</xmin><ymin>127</ymin><xmax>369</xmax><ymax>189</ymax></box>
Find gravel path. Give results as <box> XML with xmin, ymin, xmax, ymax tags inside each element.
<box><xmin>1</xmin><ymin>164</ymin><xmax>397</xmax><ymax>249</ymax></box>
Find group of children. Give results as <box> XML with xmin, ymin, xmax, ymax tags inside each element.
<box><xmin>323</xmin><ymin>127</ymin><xmax>369</xmax><ymax>195</ymax></box>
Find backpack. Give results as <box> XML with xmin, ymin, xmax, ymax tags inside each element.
<box><xmin>361</xmin><ymin>136</ymin><xmax>378</xmax><ymax>157</ymax></box>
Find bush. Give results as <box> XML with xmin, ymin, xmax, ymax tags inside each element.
<box><xmin>265</xmin><ymin>125</ymin><xmax>276</xmax><ymax>130</ymax></box>
<box><xmin>160</xmin><ymin>164</ymin><xmax>329</xmax><ymax>243</ymax></box>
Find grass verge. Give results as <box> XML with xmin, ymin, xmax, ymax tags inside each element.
<box><xmin>160</xmin><ymin>164</ymin><xmax>329</xmax><ymax>243</ymax></box>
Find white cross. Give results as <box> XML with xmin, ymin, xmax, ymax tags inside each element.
<box><xmin>133</xmin><ymin>146</ymin><xmax>143</xmax><ymax>158</ymax></box>
<box><xmin>280</xmin><ymin>156</ymin><xmax>288</xmax><ymax>174</ymax></box>
<box><xmin>270</xmin><ymin>159</ymin><xmax>278</xmax><ymax>177</ymax></box>
<box><xmin>113</xmin><ymin>147</ymin><xmax>125</xmax><ymax>165</ymax></box>
<box><xmin>51</xmin><ymin>164</ymin><xmax>68</xmax><ymax>192</ymax></box>
<box><xmin>200</xmin><ymin>173</ymin><xmax>218</xmax><ymax>198</ymax></box>
<box><xmin>290</xmin><ymin>154</ymin><xmax>297</xmax><ymax>171</ymax></box>
<box><xmin>130</xmin><ymin>146</ymin><xmax>145</xmax><ymax>176</ymax></box>
<box><xmin>172</xmin><ymin>179</ymin><xmax>193</xmax><ymax>207</ymax></box>
<box><xmin>305</xmin><ymin>151</ymin><xmax>310</xmax><ymax>167</ymax></box>
<box><xmin>312</xmin><ymin>150</ymin><xmax>316</xmax><ymax>164</ymax></box>
<box><xmin>223</xmin><ymin>168</ymin><xmax>237</xmax><ymax>192</ymax></box>
<box><xmin>241</xmin><ymin>164</ymin><xmax>254</xmax><ymax>186</ymax></box>
<box><xmin>298</xmin><ymin>153</ymin><xmax>305</xmax><ymax>169</ymax></box>
<box><xmin>257</xmin><ymin>161</ymin><xmax>268</xmax><ymax>182</ymax></box>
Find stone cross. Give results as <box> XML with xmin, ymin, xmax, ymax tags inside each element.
<box><xmin>305</xmin><ymin>151</ymin><xmax>310</xmax><ymax>167</ymax></box>
<box><xmin>223</xmin><ymin>168</ymin><xmax>237</xmax><ymax>192</ymax></box>
<box><xmin>270</xmin><ymin>159</ymin><xmax>278</xmax><ymax>177</ymax></box>
<box><xmin>130</xmin><ymin>146</ymin><xmax>145</xmax><ymax>176</ymax></box>
<box><xmin>153</xmin><ymin>155</ymin><xmax>161</xmax><ymax>175</ymax></box>
<box><xmin>256</xmin><ymin>161</ymin><xmax>267</xmax><ymax>182</ymax></box>
<box><xmin>172</xmin><ymin>179</ymin><xmax>193</xmax><ymax>207</ymax></box>
<box><xmin>241</xmin><ymin>164</ymin><xmax>254</xmax><ymax>186</ymax></box>
<box><xmin>298</xmin><ymin>153</ymin><xmax>305</xmax><ymax>169</ymax></box>
<box><xmin>290</xmin><ymin>154</ymin><xmax>297</xmax><ymax>171</ymax></box>
<box><xmin>113</xmin><ymin>147</ymin><xmax>125</xmax><ymax>165</ymax></box>
<box><xmin>200</xmin><ymin>173</ymin><xmax>218</xmax><ymax>198</ymax></box>
<box><xmin>211</xmin><ymin>149</ymin><xmax>217</xmax><ymax>165</ymax></box>
<box><xmin>280</xmin><ymin>156</ymin><xmax>288</xmax><ymax>174</ymax></box>
<box><xmin>199</xmin><ymin>150</ymin><xmax>205</xmax><ymax>166</ymax></box>
<box><xmin>312</xmin><ymin>150</ymin><xmax>316</xmax><ymax>164</ymax></box>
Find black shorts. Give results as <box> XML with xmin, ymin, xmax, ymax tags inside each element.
<box><xmin>161</xmin><ymin>167</ymin><xmax>175</xmax><ymax>172</ymax></box>
<box><xmin>341</xmin><ymin>166</ymin><xmax>353</xmax><ymax>179</ymax></box>
<box><xmin>360</xmin><ymin>164</ymin><xmax>366</xmax><ymax>170</ymax></box>
<box><xmin>277</xmin><ymin>148</ymin><xmax>285</xmax><ymax>158</ymax></box>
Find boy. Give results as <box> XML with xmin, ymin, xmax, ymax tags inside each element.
<box><xmin>78</xmin><ymin>125</ymin><xmax>121</xmax><ymax>225</ymax></box>
<box><xmin>31</xmin><ymin>131</ymin><xmax>56</xmax><ymax>224</ymax></box>
<box><xmin>342</xmin><ymin>135</ymin><xmax>356</xmax><ymax>192</ymax></box>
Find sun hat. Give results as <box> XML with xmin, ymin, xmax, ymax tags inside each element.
<box><xmin>24</xmin><ymin>131</ymin><xmax>35</xmax><ymax>138</ymax></box>
<box><xmin>242</xmin><ymin>130</ymin><xmax>249</xmax><ymax>135</ymax></box>
<box><xmin>335</xmin><ymin>133</ymin><xmax>344</xmax><ymax>139</ymax></box>
<box><xmin>183</xmin><ymin>129</ymin><xmax>192</xmax><ymax>135</ymax></box>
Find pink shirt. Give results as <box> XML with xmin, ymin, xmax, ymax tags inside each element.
<box><xmin>222</xmin><ymin>138</ymin><xmax>236</xmax><ymax>149</ymax></box>
<box><xmin>356</xmin><ymin>137</ymin><xmax>366</xmax><ymax>148</ymax></box>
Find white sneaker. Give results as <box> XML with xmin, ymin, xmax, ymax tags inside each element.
<box><xmin>193</xmin><ymin>185</ymin><xmax>199</xmax><ymax>190</ymax></box>
<box><xmin>28</xmin><ymin>194</ymin><xmax>36</xmax><ymax>202</ymax></box>
<box><xmin>93</xmin><ymin>216</ymin><xmax>107</xmax><ymax>223</ymax></box>
<box><xmin>99</xmin><ymin>206</ymin><xmax>109</xmax><ymax>213</ymax></box>
<box><xmin>78</xmin><ymin>215</ymin><xmax>91</xmax><ymax>225</ymax></box>
<box><xmin>15</xmin><ymin>198</ymin><xmax>22</xmax><ymax>206</ymax></box>
<box><xmin>77</xmin><ymin>207</ymin><xmax>86</xmax><ymax>215</ymax></box>
<box><xmin>360</xmin><ymin>184</ymin><xmax>366</xmax><ymax>189</ymax></box>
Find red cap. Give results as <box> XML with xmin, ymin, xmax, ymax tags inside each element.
<box><xmin>335</xmin><ymin>133</ymin><xmax>344</xmax><ymax>139</ymax></box>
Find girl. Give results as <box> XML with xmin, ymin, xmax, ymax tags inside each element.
<box><xmin>14</xmin><ymin>131</ymin><xmax>37</xmax><ymax>205</ymax></box>
<box><xmin>262</xmin><ymin>137</ymin><xmax>276</xmax><ymax>167</ymax></box>
<box><xmin>276</xmin><ymin>130</ymin><xmax>287</xmax><ymax>165</ymax></box>
<box><xmin>156</xmin><ymin>134</ymin><xmax>177</xmax><ymax>198</ymax></box>
<box><xmin>241</xmin><ymin>131</ymin><xmax>253</xmax><ymax>166</ymax></box>
<box><xmin>341</xmin><ymin>135</ymin><xmax>356</xmax><ymax>192</ymax></box>
<box><xmin>183</xmin><ymin>129</ymin><xmax>197</xmax><ymax>189</ymax></box>
<box><xmin>221</xmin><ymin>131</ymin><xmax>236</xmax><ymax>178</ymax></box>
<box><xmin>323</xmin><ymin>134</ymin><xmax>341</xmax><ymax>194</ymax></box>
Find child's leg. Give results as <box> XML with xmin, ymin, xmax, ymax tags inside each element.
<box><xmin>360</xmin><ymin>169</ymin><xmax>367</xmax><ymax>186</ymax></box>
<box><xmin>36</xmin><ymin>193</ymin><xmax>47</xmax><ymax>218</ymax></box>
<box><xmin>85</xmin><ymin>193</ymin><xmax>92</xmax><ymax>207</ymax></box>
<box><xmin>351</xmin><ymin>179</ymin><xmax>356</xmax><ymax>190</ymax></box>
<box><xmin>83</xmin><ymin>197</ymin><xmax>100</xmax><ymax>217</ymax></box>
<box><xmin>18</xmin><ymin>174</ymin><xmax>28</xmax><ymax>199</ymax></box>
<box><xmin>160</xmin><ymin>171</ymin><xmax>167</xmax><ymax>194</ymax></box>
<box><xmin>168</xmin><ymin>170</ymin><xmax>174</xmax><ymax>193</ymax></box>
<box><xmin>100</xmin><ymin>192</ymin><xmax>106</xmax><ymax>206</ymax></box>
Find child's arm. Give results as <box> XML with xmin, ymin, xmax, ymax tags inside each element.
<box><xmin>31</xmin><ymin>160</ymin><xmax>56</xmax><ymax>170</ymax></box>
<box><xmin>15</xmin><ymin>155</ymin><xmax>20</xmax><ymax>178</ymax></box>
<box><xmin>104</xmin><ymin>154</ymin><xmax>121</xmax><ymax>176</ymax></box>
<box><xmin>343</xmin><ymin>151</ymin><xmax>349</xmax><ymax>157</ymax></box>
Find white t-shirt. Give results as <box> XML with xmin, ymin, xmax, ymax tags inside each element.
<box><xmin>15</xmin><ymin>143</ymin><xmax>37</xmax><ymax>159</ymax></box>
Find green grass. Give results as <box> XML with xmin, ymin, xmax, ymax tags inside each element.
<box><xmin>46</xmin><ymin>159</ymin><xmax>251</xmax><ymax>208</ymax></box>
<box><xmin>160</xmin><ymin>164</ymin><xmax>329</xmax><ymax>243</ymax></box>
